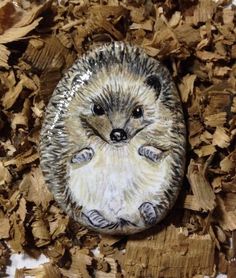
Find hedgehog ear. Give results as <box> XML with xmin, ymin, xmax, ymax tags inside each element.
<box><xmin>145</xmin><ymin>75</ymin><xmax>162</xmax><ymax>97</ymax></box>
<box><xmin>71</xmin><ymin>74</ymin><xmax>88</xmax><ymax>88</ymax></box>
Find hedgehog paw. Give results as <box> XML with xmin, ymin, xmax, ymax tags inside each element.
<box><xmin>138</xmin><ymin>145</ymin><xmax>163</xmax><ymax>163</ymax></box>
<box><xmin>71</xmin><ymin>148</ymin><xmax>94</xmax><ymax>164</ymax></box>
<box><xmin>83</xmin><ymin>210</ymin><xmax>111</xmax><ymax>229</ymax></box>
<box><xmin>139</xmin><ymin>202</ymin><xmax>158</xmax><ymax>226</ymax></box>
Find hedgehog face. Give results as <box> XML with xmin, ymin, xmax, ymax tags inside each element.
<box><xmin>68</xmin><ymin>72</ymin><xmax>159</xmax><ymax>147</ymax></box>
<box><xmin>84</xmin><ymin>102</ymin><xmax>153</xmax><ymax>146</ymax></box>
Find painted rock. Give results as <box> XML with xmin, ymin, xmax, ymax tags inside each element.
<box><xmin>40</xmin><ymin>42</ymin><xmax>186</xmax><ymax>235</ymax></box>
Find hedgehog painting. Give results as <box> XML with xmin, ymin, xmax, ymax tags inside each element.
<box><xmin>40</xmin><ymin>42</ymin><xmax>186</xmax><ymax>235</ymax></box>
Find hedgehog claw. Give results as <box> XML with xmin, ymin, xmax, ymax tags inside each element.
<box><xmin>138</xmin><ymin>145</ymin><xmax>163</xmax><ymax>162</ymax></box>
<box><xmin>83</xmin><ymin>210</ymin><xmax>111</xmax><ymax>228</ymax></box>
<box><xmin>139</xmin><ymin>202</ymin><xmax>158</xmax><ymax>226</ymax></box>
<box><xmin>71</xmin><ymin>148</ymin><xmax>94</xmax><ymax>164</ymax></box>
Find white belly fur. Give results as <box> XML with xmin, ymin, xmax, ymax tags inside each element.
<box><xmin>68</xmin><ymin>141</ymin><xmax>172</xmax><ymax>225</ymax></box>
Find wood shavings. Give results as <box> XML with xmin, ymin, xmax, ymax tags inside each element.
<box><xmin>0</xmin><ymin>18</ymin><xmax>42</xmax><ymax>44</ymax></box>
<box><xmin>204</xmin><ymin>112</ymin><xmax>227</xmax><ymax>127</ymax></box>
<box><xmin>183</xmin><ymin>195</ymin><xmax>203</xmax><ymax>211</ymax></box>
<box><xmin>194</xmin><ymin>145</ymin><xmax>216</xmax><ymax>157</ymax></box>
<box><xmin>178</xmin><ymin>74</ymin><xmax>197</xmax><ymax>102</ymax></box>
<box><xmin>175</xmin><ymin>24</ymin><xmax>201</xmax><ymax>46</ymax></box>
<box><xmin>0</xmin><ymin>218</ymin><xmax>10</xmax><ymax>239</ymax></box>
<box><xmin>31</xmin><ymin>208</ymin><xmax>51</xmax><ymax>247</ymax></box>
<box><xmin>142</xmin><ymin>17</ymin><xmax>179</xmax><ymax>57</ymax></box>
<box><xmin>94</xmin><ymin>15</ymin><xmax>124</xmax><ymax>40</ymax></box>
<box><xmin>196</xmin><ymin>50</ymin><xmax>225</xmax><ymax>61</ymax></box>
<box><xmin>0</xmin><ymin>161</ymin><xmax>12</xmax><ymax>185</ymax></box>
<box><xmin>187</xmin><ymin>160</ymin><xmax>216</xmax><ymax>211</ymax></box>
<box><xmin>228</xmin><ymin>260</ymin><xmax>236</xmax><ymax>278</ymax></box>
<box><xmin>4</xmin><ymin>148</ymin><xmax>39</xmax><ymax>170</ymax></box>
<box><xmin>204</xmin><ymin>90</ymin><xmax>232</xmax><ymax>115</ymax></box>
<box><xmin>0</xmin><ymin>0</ymin><xmax>19</xmax><ymax>34</ymax></box>
<box><xmin>220</xmin><ymin>151</ymin><xmax>236</xmax><ymax>173</ymax></box>
<box><xmin>17</xmin><ymin>197</ymin><xmax>27</xmax><ymax>223</ymax></box>
<box><xmin>213</xmin><ymin>66</ymin><xmax>231</xmax><ymax>77</ymax></box>
<box><xmin>49</xmin><ymin>214</ymin><xmax>69</xmax><ymax>240</ymax></box>
<box><xmin>37</xmin><ymin>71</ymin><xmax>62</xmax><ymax>105</ymax></box>
<box><xmin>19</xmin><ymin>262</ymin><xmax>61</xmax><ymax>277</ymax></box>
<box><xmin>214</xmin><ymin>197</ymin><xmax>236</xmax><ymax>231</ymax></box>
<box><xmin>89</xmin><ymin>5</ymin><xmax>128</xmax><ymax>20</ymax></box>
<box><xmin>0</xmin><ymin>242</ymin><xmax>10</xmax><ymax>277</ymax></box>
<box><xmin>0</xmin><ymin>44</ymin><xmax>10</xmax><ymax>69</ymax></box>
<box><xmin>212</xmin><ymin>176</ymin><xmax>223</xmax><ymax>193</ymax></box>
<box><xmin>22</xmin><ymin>37</ymin><xmax>76</xmax><ymax>73</ymax></box>
<box><xmin>59</xmin><ymin>247</ymin><xmax>94</xmax><ymax>278</ymax></box>
<box><xmin>11</xmin><ymin>98</ymin><xmax>30</xmax><ymax>130</ymax></box>
<box><xmin>212</xmin><ymin>127</ymin><xmax>231</xmax><ymax>148</ymax></box>
<box><xmin>96</xmin><ymin>257</ymin><xmax>121</xmax><ymax>278</ymax></box>
<box><xmin>185</xmin><ymin>0</ymin><xmax>217</xmax><ymax>26</ymax></box>
<box><xmin>1</xmin><ymin>73</ymin><xmax>37</xmax><ymax>110</ymax></box>
<box><xmin>0</xmin><ymin>0</ymin><xmax>53</xmax><ymax>44</ymax></box>
<box><xmin>125</xmin><ymin>225</ymin><xmax>215</xmax><ymax>277</ymax></box>
<box><xmin>130</xmin><ymin>6</ymin><xmax>146</xmax><ymax>23</ymax></box>
<box><xmin>130</xmin><ymin>19</ymin><xmax>154</xmax><ymax>31</ymax></box>
<box><xmin>8</xmin><ymin>213</ymin><xmax>25</xmax><ymax>252</ymax></box>
<box><xmin>223</xmin><ymin>8</ymin><xmax>235</xmax><ymax>25</ymax></box>
<box><xmin>19</xmin><ymin>167</ymin><xmax>53</xmax><ymax>209</ymax></box>
<box><xmin>0</xmin><ymin>0</ymin><xmax>235</xmax><ymax>277</ymax></box>
<box><xmin>169</xmin><ymin>11</ymin><xmax>182</xmax><ymax>28</ymax></box>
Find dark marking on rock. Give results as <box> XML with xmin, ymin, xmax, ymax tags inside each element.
<box><xmin>145</xmin><ymin>75</ymin><xmax>162</xmax><ymax>96</ymax></box>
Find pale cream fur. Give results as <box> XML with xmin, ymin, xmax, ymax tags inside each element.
<box><xmin>65</xmin><ymin>66</ymin><xmax>176</xmax><ymax>228</ymax></box>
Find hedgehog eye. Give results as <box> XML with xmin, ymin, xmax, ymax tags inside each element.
<box><xmin>92</xmin><ymin>104</ymin><xmax>105</xmax><ymax>116</ymax></box>
<box><xmin>132</xmin><ymin>106</ymin><xmax>143</xmax><ymax>118</ymax></box>
<box><xmin>145</xmin><ymin>75</ymin><xmax>162</xmax><ymax>95</ymax></box>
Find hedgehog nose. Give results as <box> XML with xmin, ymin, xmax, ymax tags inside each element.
<box><xmin>110</xmin><ymin>129</ymin><xmax>127</xmax><ymax>142</ymax></box>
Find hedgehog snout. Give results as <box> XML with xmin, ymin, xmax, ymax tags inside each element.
<box><xmin>110</xmin><ymin>129</ymin><xmax>127</xmax><ymax>143</ymax></box>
